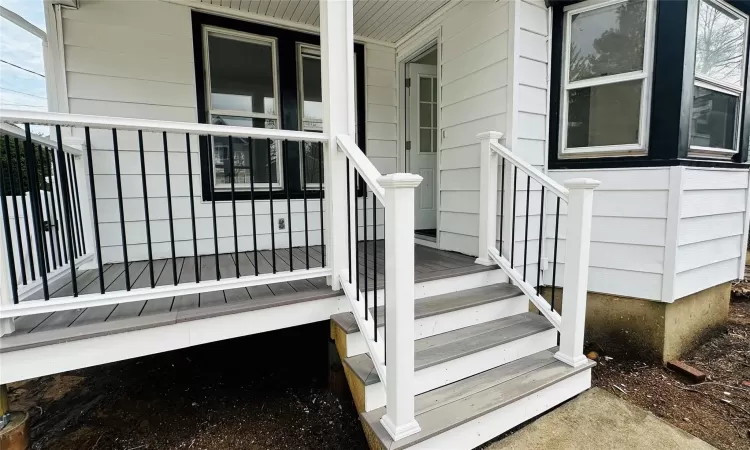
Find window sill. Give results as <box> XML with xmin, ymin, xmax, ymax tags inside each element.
<box><xmin>559</xmin><ymin>146</ymin><xmax>648</xmax><ymax>159</ymax></box>
<box><xmin>688</xmin><ymin>147</ymin><xmax>737</xmax><ymax>161</ymax></box>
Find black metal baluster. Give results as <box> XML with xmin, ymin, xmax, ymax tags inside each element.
<box><xmin>355</xmin><ymin>175</ymin><xmax>360</xmax><ymax>302</ymax></box>
<box><xmin>0</xmin><ymin>149</ymin><xmax>19</xmax><ymax>303</ymax></box>
<box><xmin>14</xmin><ymin>138</ymin><xmax>35</xmax><ymax>279</ymax></box>
<box><xmin>523</xmin><ymin>175</ymin><xmax>530</xmax><ymax>281</ymax></box>
<box><xmin>318</xmin><ymin>143</ymin><xmax>324</xmax><ymax>265</ymax></box>
<box><xmin>209</xmin><ymin>137</ymin><xmax>220</xmax><ymax>281</ymax></box>
<box><xmin>537</xmin><ymin>187</ymin><xmax>545</xmax><ymax>294</ymax></box>
<box><xmin>302</xmin><ymin>141</ymin><xmax>310</xmax><ymax>270</ymax></box>
<box><xmin>69</xmin><ymin>153</ymin><xmax>86</xmax><ymax>255</ymax></box>
<box><xmin>248</xmin><ymin>137</ymin><xmax>259</xmax><ymax>276</ymax></box>
<box><xmin>49</xmin><ymin>140</ymin><xmax>67</xmax><ymax>266</ymax></box>
<box><xmin>185</xmin><ymin>133</ymin><xmax>199</xmax><ymax>283</ymax></box>
<box><xmin>112</xmin><ymin>128</ymin><xmax>130</xmax><ymax>290</ymax></box>
<box><xmin>6</xmin><ymin>136</ymin><xmax>26</xmax><ymax>285</ymax></box>
<box><xmin>24</xmin><ymin>125</ymin><xmax>48</xmax><ymax>298</ymax></box>
<box><xmin>510</xmin><ymin>167</ymin><xmax>518</xmax><ymax>268</ymax></box>
<box><xmin>268</xmin><ymin>138</ymin><xmax>276</xmax><ymax>274</ymax></box>
<box><xmin>39</xmin><ymin>146</ymin><xmax>56</xmax><ymax>271</ymax></box>
<box><xmin>499</xmin><ymin>158</ymin><xmax>505</xmax><ymax>256</ymax></box>
<box><xmin>66</xmin><ymin>154</ymin><xmax>81</xmax><ymax>258</ymax></box>
<box><xmin>363</xmin><ymin>184</ymin><xmax>368</xmax><ymax>320</ymax></box>
<box><xmin>283</xmin><ymin>140</ymin><xmax>293</xmax><ymax>272</ymax></box>
<box><xmin>138</xmin><ymin>130</ymin><xmax>155</xmax><ymax>288</ymax></box>
<box><xmin>551</xmin><ymin>197</ymin><xmax>561</xmax><ymax>312</ymax></box>
<box><xmin>33</xmin><ymin>144</ymin><xmax>50</xmax><ymax>271</ymax></box>
<box><xmin>229</xmin><ymin>136</ymin><xmax>239</xmax><ymax>278</ymax></box>
<box><xmin>44</xmin><ymin>147</ymin><xmax>62</xmax><ymax>268</ymax></box>
<box><xmin>372</xmin><ymin>192</ymin><xmax>377</xmax><ymax>341</ymax></box>
<box><xmin>345</xmin><ymin>159</ymin><xmax>351</xmax><ymax>283</ymax></box>
<box><xmin>55</xmin><ymin>125</ymin><xmax>77</xmax><ymax>296</ymax></box>
<box><xmin>84</xmin><ymin>128</ymin><xmax>105</xmax><ymax>294</ymax></box>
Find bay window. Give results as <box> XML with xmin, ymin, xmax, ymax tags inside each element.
<box><xmin>560</xmin><ymin>0</ymin><xmax>656</xmax><ymax>157</ymax></box>
<box><xmin>689</xmin><ymin>0</ymin><xmax>749</xmax><ymax>157</ymax></box>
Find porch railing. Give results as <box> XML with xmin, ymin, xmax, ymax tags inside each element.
<box><xmin>335</xmin><ymin>134</ymin><xmax>423</xmax><ymax>440</ymax></box>
<box><xmin>476</xmin><ymin>131</ymin><xmax>599</xmax><ymax>369</ymax></box>
<box><xmin>0</xmin><ymin>110</ymin><xmax>330</xmax><ymax>323</ymax></box>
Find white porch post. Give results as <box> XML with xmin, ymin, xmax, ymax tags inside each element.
<box><xmin>554</xmin><ymin>178</ymin><xmax>599</xmax><ymax>368</ymax></box>
<box><xmin>319</xmin><ymin>0</ymin><xmax>355</xmax><ymax>290</ymax></box>
<box><xmin>475</xmin><ymin>132</ymin><xmax>503</xmax><ymax>265</ymax></box>
<box><xmin>379</xmin><ymin>173</ymin><xmax>422</xmax><ymax>441</ymax></box>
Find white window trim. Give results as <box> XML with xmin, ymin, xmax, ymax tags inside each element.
<box><xmin>559</xmin><ymin>0</ymin><xmax>657</xmax><ymax>158</ymax></box>
<box><xmin>296</xmin><ymin>43</ymin><xmax>325</xmax><ymax>188</ymax></box>
<box><xmin>688</xmin><ymin>0</ymin><xmax>749</xmax><ymax>158</ymax></box>
<box><xmin>202</xmin><ymin>25</ymin><xmax>284</xmax><ymax>191</ymax></box>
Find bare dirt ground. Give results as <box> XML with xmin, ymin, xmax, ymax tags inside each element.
<box><xmin>592</xmin><ymin>297</ymin><xmax>750</xmax><ymax>450</ymax></box>
<box><xmin>7</xmin><ymin>321</ymin><xmax>368</xmax><ymax>450</ymax></box>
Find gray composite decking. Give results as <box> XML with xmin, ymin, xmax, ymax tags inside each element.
<box><xmin>2</xmin><ymin>242</ymin><xmax>495</xmax><ymax>350</ymax></box>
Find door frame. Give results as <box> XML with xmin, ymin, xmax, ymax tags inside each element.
<box><xmin>398</xmin><ymin>31</ymin><xmax>441</xmax><ymax>248</ymax></box>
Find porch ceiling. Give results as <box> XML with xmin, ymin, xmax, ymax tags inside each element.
<box><xmin>195</xmin><ymin>0</ymin><xmax>452</xmax><ymax>44</ymax></box>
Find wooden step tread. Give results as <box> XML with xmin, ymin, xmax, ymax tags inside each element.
<box><xmin>343</xmin><ymin>312</ymin><xmax>554</xmax><ymax>386</ymax></box>
<box><xmin>362</xmin><ymin>349</ymin><xmax>595</xmax><ymax>449</ymax></box>
<box><xmin>330</xmin><ymin>283</ymin><xmax>522</xmax><ymax>334</ymax></box>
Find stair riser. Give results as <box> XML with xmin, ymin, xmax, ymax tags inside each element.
<box><xmin>414</xmin><ymin>270</ymin><xmax>507</xmax><ymax>298</ymax></box>
<box><xmin>409</xmin><ymin>369</ymin><xmax>592</xmax><ymax>450</ymax></box>
<box><xmin>342</xmin><ymin>295</ymin><xmax>528</xmax><ymax>358</ymax></box>
<box><xmin>363</xmin><ymin>328</ymin><xmax>558</xmax><ymax>412</ymax></box>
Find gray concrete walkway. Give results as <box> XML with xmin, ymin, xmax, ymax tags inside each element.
<box><xmin>487</xmin><ymin>388</ymin><xmax>716</xmax><ymax>450</ymax></box>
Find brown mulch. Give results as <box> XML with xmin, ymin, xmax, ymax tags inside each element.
<box><xmin>592</xmin><ymin>299</ymin><xmax>750</xmax><ymax>450</ymax></box>
<box><xmin>7</xmin><ymin>321</ymin><xmax>368</xmax><ymax>450</ymax></box>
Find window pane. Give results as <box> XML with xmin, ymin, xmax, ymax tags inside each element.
<box><xmin>690</xmin><ymin>86</ymin><xmax>739</xmax><ymax>150</ymax></box>
<box><xmin>569</xmin><ymin>0</ymin><xmax>647</xmax><ymax>82</ymax></box>
<box><xmin>695</xmin><ymin>0</ymin><xmax>746</xmax><ymax>86</ymax></box>
<box><xmin>303</xmin><ymin>142</ymin><xmax>324</xmax><ymax>185</ymax></box>
<box><xmin>208</xmin><ymin>33</ymin><xmax>276</xmax><ymax>115</ymax></box>
<box><xmin>301</xmin><ymin>55</ymin><xmax>323</xmax><ymax>131</ymax></box>
<box><xmin>210</xmin><ymin>116</ymin><xmax>279</xmax><ymax>188</ymax></box>
<box><xmin>420</xmin><ymin>128</ymin><xmax>432</xmax><ymax>152</ymax></box>
<box><xmin>420</xmin><ymin>77</ymin><xmax>432</xmax><ymax>102</ymax></box>
<box><xmin>420</xmin><ymin>103</ymin><xmax>431</xmax><ymax>128</ymax></box>
<box><xmin>566</xmin><ymin>80</ymin><xmax>642</xmax><ymax>148</ymax></box>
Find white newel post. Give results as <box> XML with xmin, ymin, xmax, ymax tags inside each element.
<box><xmin>554</xmin><ymin>178</ymin><xmax>599</xmax><ymax>368</ymax></box>
<box><xmin>379</xmin><ymin>173</ymin><xmax>423</xmax><ymax>441</ymax></box>
<box><xmin>320</xmin><ymin>0</ymin><xmax>355</xmax><ymax>290</ymax></box>
<box><xmin>475</xmin><ymin>132</ymin><xmax>503</xmax><ymax>265</ymax></box>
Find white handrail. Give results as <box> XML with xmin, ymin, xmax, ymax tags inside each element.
<box><xmin>488</xmin><ymin>247</ymin><xmax>561</xmax><ymax>330</ymax></box>
<box><xmin>0</xmin><ymin>122</ymin><xmax>81</xmax><ymax>156</ymax></box>
<box><xmin>0</xmin><ymin>109</ymin><xmax>329</xmax><ymax>143</ymax></box>
<box><xmin>336</xmin><ymin>134</ymin><xmax>385</xmax><ymax>203</ymax></box>
<box><xmin>489</xmin><ymin>140</ymin><xmax>569</xmax><ymax>203</ymax></box>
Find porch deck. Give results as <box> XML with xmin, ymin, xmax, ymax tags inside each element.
<box><xmin>1</xmin><ymin>243</ymin><xmax>490</xmax><ymax>351</ymax></box>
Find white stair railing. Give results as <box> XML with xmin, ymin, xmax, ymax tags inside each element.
<box><xmin>476</xmin><ymin>131</ymin><xmax>598</xmax><ymax>368</ymax></box>
<box><xmin>335</xmin><ymin>134</ymin><xmax>422</xmax><ymax>441</ymax></box>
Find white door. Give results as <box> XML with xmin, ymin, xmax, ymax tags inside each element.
<box><xmin>408</xmin><ymin>63</ymin><xmax>438</xmax><ymax>232</ymax></box>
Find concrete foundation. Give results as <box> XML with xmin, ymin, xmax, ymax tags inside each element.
<box><xmin>539</xmin><ymin>282</ymin><xmax>730</xmax><ymax>362</ymax></box>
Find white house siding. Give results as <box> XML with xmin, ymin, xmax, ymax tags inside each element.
<box><xmin>396</xmin><ymin>0</ymin><xmax>512</xmax><ymax>256</ymax></box>
<box><xmin>58</xmin><ymin>0</ymin><xmax>396</xmax><ymax>263</ymax></box>
<box><xmin>545</xmin><ymin>168</ymin><xmax>670</xmax><ymax>301</ymax></box>
<box><xmin>673</xmin><ymin>167</ymin><xmax>750</xmax><ymax>300</ymax></box>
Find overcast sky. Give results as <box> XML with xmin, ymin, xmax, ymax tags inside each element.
<box><xmin>0</xmin><ymin>0</ymin><xmax>47</xmax><ymax>112</ymax></box>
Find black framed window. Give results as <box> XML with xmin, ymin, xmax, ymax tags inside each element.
<box><xmin>548</xmin><ymin>0</ymin><xmax>750</xmax><ymax>169</ymax></box>
<box><xmin>191</xmin><ymin>12</ymin><xmax>366</xmax><ymax>200</ymax></box>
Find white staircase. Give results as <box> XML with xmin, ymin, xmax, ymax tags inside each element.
<box><xmin>332</xmin><ymin>132</ymin><xmax>599</xmax><ymax>449</ymax></box>
<box><xmin>330</xmin><ymin>273</ymin><xmax>594</xmax><ymax>449</ymax></box>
